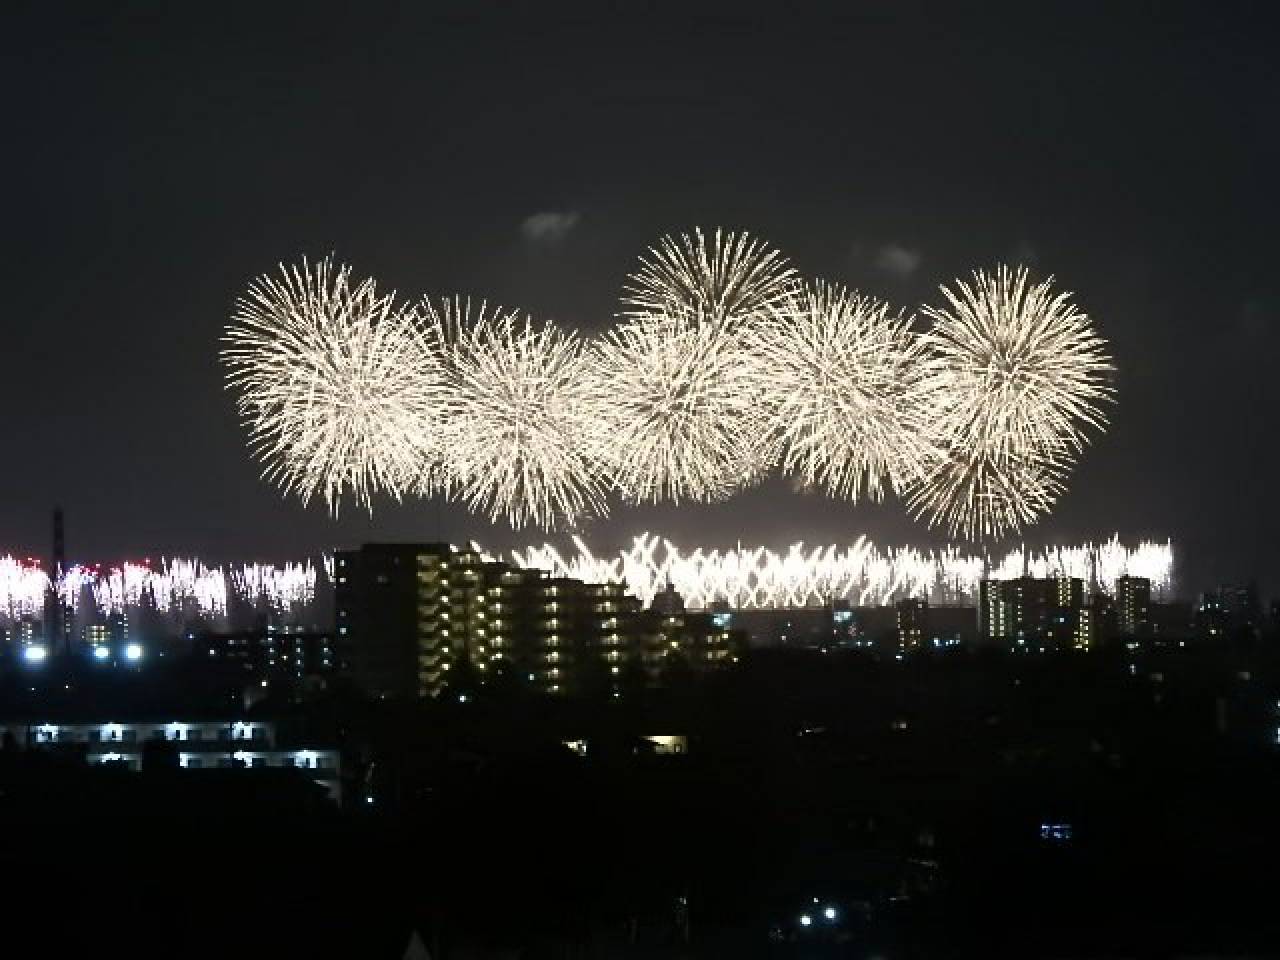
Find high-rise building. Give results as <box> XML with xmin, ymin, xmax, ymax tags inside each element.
<box><xmin>1115</xmin><ymin>576</ymin><xmax>1152</xmax><ymax>636</ymax></box>
<box><xmin>895</xmin><ymin>597</ymin><xmax>927</xmax><ymax>657</ymax></box>
<box><xmin>200</xmin><ymin>626</ymin><xmax>340</xmax><ymax>696</ymax></box>
<box><xmin>1195</xmin><ymin>585</ymin><xmax>1260</xmax><ymax>640</ymax></box>
<box><xmin>980</xmin><ymin>576</ymin><xmax>1085</xmax><ymax>652</ymax></box>
<box><xmin>334</xmin><ymin>543</ymin><xmax>736</xmax><ymax>700</ymax></box>
<box><xmin>334</xmin><ymin>543</ymin><xmax>453</xmax><ymax>700</ymax></box>
<box><xmin>1076</xmin><ymin>593</ymin><xmax>1117</xmax><ymax>650</ymax></box>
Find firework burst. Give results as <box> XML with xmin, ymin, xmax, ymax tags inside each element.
<box><xmin>589</xmin><ymin>314</ymin><xmax>776</xmax><ymax>504</ymax></box>
<box><xmin>748</xmin><ymin>281</ymin><xmax>935</xmax><ymax>502</ymax></box>
<box><xmin>908</xmin><ymin>265</ymin><xmax>1114</xmax><ymax>539</ymax></box>
<box><xmin>621</xmin><ymin>227</ymin><xmax>798</xmax><ymax>328</ymax></box>
<box><xmin>422</xmin><ymin>297</ymin><xmax>610</xmax><ymax>530</ymax></box>
<box><xmin>221</xmin><ymin>257</ymin><xmax>446</xmax><ymax>512</ymax></box>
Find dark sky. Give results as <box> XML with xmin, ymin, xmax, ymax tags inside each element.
<box><xmin>3</xmin><ymin>1</ymin><xmax>1278</xmax><ymax>597</ymax></box>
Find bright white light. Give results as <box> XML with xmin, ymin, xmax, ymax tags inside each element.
<box><xmin>909</xmin><ymin>265</ymin><xmax>1114</xmax><ymax>539</ymax></box>
<box><xmin>823</xmin><ymin>906</ymin><xmax>837</xmax><ymax>921</ymax></box>
<box><xmin>92</xmin><ymin>646</ymin><xmax>109</xmax><ymax>661</ymax></box>
<box><xmin>124</xmin><ymin>643</ymin><xmax>143</xmax><ymax>661</ymax></box>
<box><xmin>799</xmin><ymin>914</ymin><xmax>812</xmax><ymax>927</ymax></box>
<box><xmin>512</xmin><ymin>533</ymin><xmax>1173</xmax><ymax>609</ymax></box>
<box><xmin>216</xmin><ymin>240</ymin><xmax>1118</xmax><ymax>539</ymax></box>
<box><xmin>590</xmin><ymin>309</ymin><xmax>777</xmax><ymax>504</ymax></box>
<box><xmin>222</xmin><ymin>257</ymin><xmax>441</xmax><ymax>512</ymax></box>
<box><xmin>23</xmin><ymin>645</ymin><xmax>47</xmax><ymax>663</ymax></box>
<box><xmin>423</xmin><ymin>298</ymin><xmax>609</xmax><ymax>530</ymax></box>
<box><xmin>746</xmin><ymin>281</ymin><xmax>935</xmax><ymax>502</ymax></box>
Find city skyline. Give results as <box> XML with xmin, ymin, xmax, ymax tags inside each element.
<box><xmin>6</xmin><ymin>6</ymin><xmax>1279</xmax><ymax>958</ymax></box>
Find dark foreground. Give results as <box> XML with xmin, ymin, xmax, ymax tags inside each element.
<box><xmin>6</xmin><ymin>642</ymin><xmax>1280</xmax><ymax>958</ymax></box>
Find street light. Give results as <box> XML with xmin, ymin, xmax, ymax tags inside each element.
<box><xmin>124</xmin><ymin>643</ymin><xmax>143</xmax><ymax>661</ymax></box>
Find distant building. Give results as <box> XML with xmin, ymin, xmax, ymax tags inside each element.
<box><xmin>334</xmin><ymin>543</ymin><xmax>454</xmax><ymax>699</ymax></box>
<box><xmin>83</xmin><ymin>622</ymin><xmax>109</xmax><ymax>649</ymax></box>
<box><xmin>1115</xmin><ymin>576</ymin><xmax>1152</xmax><ymax>635</ymax></box>
<box><xmin>1076</xmin><ymin>593</ymin><xmax>1117</xmax><ymax>650</ymax></box>
<box><xmin>895</xmin><ymin>597</ymin><xmax>927</xmax><ymax>657</ymax></box>
<box><xmin>980</xmin><ymin>576</ymin><xmax>1085</xmax><ymax>652</ymax></box>
<box><xmin>927</xmin><ymin>605</ymin><xmax>978</xmax><ymax>649</ymax></box>
<box><xmin>0</xmin><ymin>717</ymin><xmax>342</xmax><ymax>802</ymax></box>
<box><xmin>334</xmin><ymin>543</ymin><xmax>738</xmax><ymax>700</ymax></box>
<box><xmin>1151</xmin><ymin>601</ymin><xmax>1193</xmax><ymax>638</ymax></box>
<box><xmin>731</xmin><ymin>605</ymin><xmax>884</xmax><ymax>649</ymax></box>
<box><xmin>200</xmin><ymin>626</ymin><xmax>340</xmax><ymax>700</ymax></box>
<box><xmin>1196</xmin><ymin>585</ymin><xmax>1260</xmax><ymax>640</ymax></box>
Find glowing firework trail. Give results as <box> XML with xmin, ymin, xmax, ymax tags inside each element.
<box><xmin>222</xmin><ymin>257</ymin><xmax>443</xmax><ymax>512</ymax></box>
<box><xmin>748</xmin><ymin>281</ymin><xmax>934</xmax><ymax>501</ymax></box>
<box><xmin>423</xmin><ymin>297</ymin><xmax>610</xmax><ymax>530</ymax></box>
<box><xmin>511</xmin><ymin>533</ymin><xmax>1172</xmax><ymax>610</ymax></box>
<box><xmin>908</xmin><ymin>265</ymin><xmax>1115</xmax><ymax>540</ymax></box>
<box><xmin>621</xmin><ymin>227</ymin><xmax>798</xmax><ymax>329</ymax></box>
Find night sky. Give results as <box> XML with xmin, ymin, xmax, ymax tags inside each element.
<box><xmin>3</xmin><ymin>2</ymin><xmax>1278</xmax><ymax>597</ymax></box>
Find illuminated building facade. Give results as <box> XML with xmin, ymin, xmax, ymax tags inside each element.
<box><xmin>1075</xmin><ymin>594</ymin><xmax>1117</xmax><ymax>650</ymax></box>
<box><xmin>1115</xmin><ymin>575</ymin><xmax>1152</xmax><ymax>636</ymax></box>
<box><xmin>334</xmin><ymin>543</ymin><xmax>740</xmax><ymax>700</ymax></box>
<box><xmin>200</xmin><ymin>626</ymin><xmax>341</xmax><ymax>699</ymax></box>
<box><xmin>980</xmin><ymin>576</ymin><xmax>1086</xmax><ymax>652</ymax></box>
<box><xmin>0</xmin><ymin>718</ymin><xmax>341</xmax><ymax>802</ymax></box>
<box><xmin>895</xmin><ymin>597</ymin><xmax>927</xmax><ymax>657</ymax></box>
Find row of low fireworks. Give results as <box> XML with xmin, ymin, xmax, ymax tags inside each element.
<box><xmin>512</xmin><ymin>533</ymin><xmax>1173</xmax><ymax>611</ymax></box>
<box><xmin>222</xmin><ymin>229</ymin><xmax>1114</xmax><ymax>539</ymax></box>
<box><xmin>0</xmin><ymin>535</ymin><xmax>1170</xmax><ymax>629</ymax></box>
<box><xmin>0</xmin><ymin>555</ymin><xmax>318</xmax><ymax>628</ymax></box>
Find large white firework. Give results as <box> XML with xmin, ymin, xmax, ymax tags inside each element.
<box><xmin>621</xmin><ymin>227</ymin><xmax>799</xmax><ymax>328</ymax></box>
<box><xmin>909</xmin><ymin>265</ymin><xmax>1114</xmax><ymax>540</ymax></box>
<box><xmin>748</xmin><ymin>281</ymin><xmax>935</xmax><ymax>501</ymax></box>
<box><xmin>222</xmin><ymin>257</ymin><xmax>445</xmax><ymax>512</ymax></box>
<box><xmin>422</xmin><ymin>297</ymin><xmax>610</xmax><ymax>530</ymax></box>
<box><xmin>589</xmin><ymin>315</ymin><xmax>776</xmax><ymax>503</ymax></box>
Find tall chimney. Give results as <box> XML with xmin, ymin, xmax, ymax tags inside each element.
<box><xmin>51</xmin><ymin>507</ymin><xmax>66</xmax><ymax>654</ymax></box>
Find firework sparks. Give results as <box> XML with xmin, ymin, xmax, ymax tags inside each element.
<box><xmin>221</xmin><ymin>257</ymin><xmax>445</xmax><ymax>512</ymax></box>
<box><xmin>589</xmin><ymin>314</ymin><xmax>777</xmax><ymax>503</ymax></box>
<box><xmin>512</xmin><ymin>533</ymin><xmax>1172</xmax><ymax>610</ymax></box>
<box><xmin>908</xmin><ymin>265</ymin><xmax>1114</xmax><ymax>539</ymax></box>
<box><xmin>621</xmin><ymin>227</ymin><xmax>799</xmax><ymax>329</ymax></box>
<box><xmin>220</xmin><ymin>243</ymin><xmax>1119</xmax><ymax>537</ymax></box>
<box><xmin>748</xmin><ymin>281</ymin><xmax>935</xmax><ymax>501</ymax></box>
<box><xmin>423</xmin><ymin>297</ymin><xmax>610</xmax><ymax>530</ymax></box>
